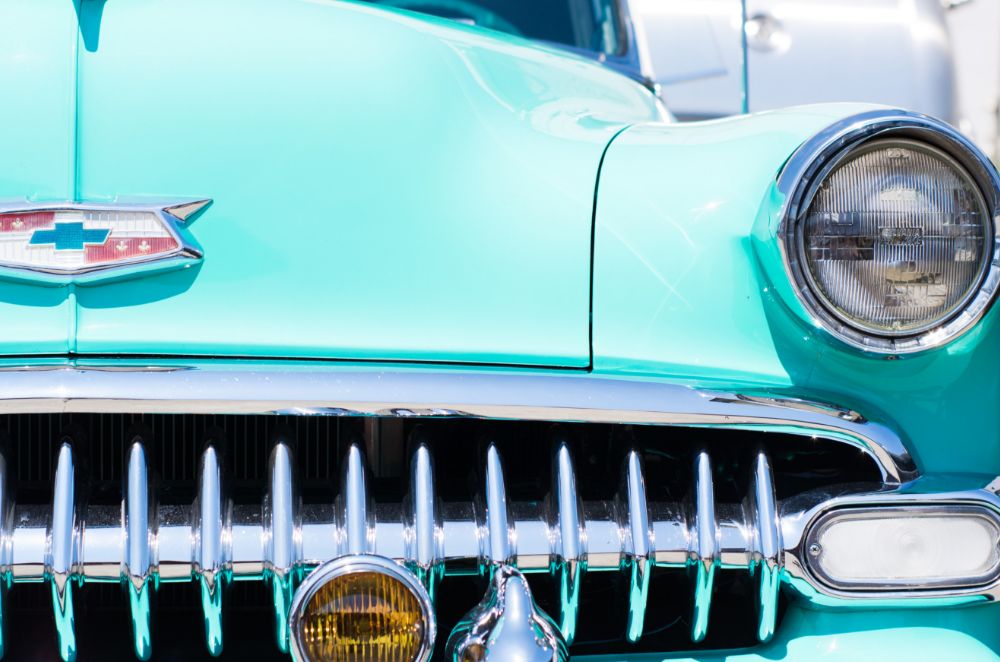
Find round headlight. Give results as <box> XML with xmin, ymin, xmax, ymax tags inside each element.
<box><xmin>289</xmin><ymin>555</ymin><xmax>435</xmax><ymax>662</ymax></box>
<box><xmin>780</xmin><ymin>113</ymin><xmax>1000</xmax><ymax>352</ymax></box>
<box><xmin>801</xmin><ymin>138</ymin><xmax>991</xmax><ymax>335</ymax></box>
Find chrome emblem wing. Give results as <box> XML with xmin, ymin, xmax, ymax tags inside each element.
<box><xmin>0</xmin><ymin>199</ymin><xmax>210</xmax><ymax>284</ymax></box>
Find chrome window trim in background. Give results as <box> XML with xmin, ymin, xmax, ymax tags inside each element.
<box><xmin>775</xmin><ymin>109</ymin><xmax>1000</xmax><ymax>354</ymax></box>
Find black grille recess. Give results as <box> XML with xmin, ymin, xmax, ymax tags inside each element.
<box><xmin>0</xmin><ymin>414</ymin><xmax>881</xmax><ymax>661</ymax></box>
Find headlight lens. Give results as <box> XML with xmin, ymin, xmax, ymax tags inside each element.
<box><xmin>800</xmin><ymin>138</ymin><xmax>992</xmax><ymax>336</ymax></box>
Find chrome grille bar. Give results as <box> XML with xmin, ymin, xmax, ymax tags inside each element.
<box><xmin>194</xmin><ymin>440</ymin><xmax>226</xmax><ymax>657</ymax></box>
<box><xmin>124</xmin><ymin>439</ymin><xmax>153</xmax><ymax>660</ymax></box>
<box><xmin>50</xmin><ymin>441</ymin><xmax>76</xmax><ymax>662</ymax></box>
<box><xmin>406</xmin><ymin>443</ymin><xmax>442</xmax><ymax>599</ymax></box>
<box><xmin>622</xmin><ymin>449</ymin><xmax>651</xmax><ymax>643</ymax></box>
<box><xmin>484</xmin><ymin>444</ymin><xmax>514</xmax><ymax>567</ymax></box>
<box><xmin>691</xmin><ymin>451</ymin><xmax>718</xmax><ymax>643</ymax></box>
<box><xmin>749</xmin><ymin>452</ymin><xmax>781</xmax><ymax>642</ymax></box>
<box><xmin>0</xmin><ymin>452</ymin><xmax>9</xmax><ymax>661</ymax></box>
<box><xmin>265</xmin><ymin>439</ymin><xmax>297</xmax><ymax>654</ymax></box>
<box><xmin>0</xmin><ymin>434</ymin><xmax>818</xmax><ymax>661</ymax></box>
<box><xmin>551</xmin><ymin>441</ymin><xmax>583</xmax><ymax>643</ymax></box>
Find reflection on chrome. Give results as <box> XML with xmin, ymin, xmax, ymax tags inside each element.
<box><xmin>0</xmin><ymin>364</ymin><xmax>918</xmax><ymax>484</ymax></box>
<box><xmin>550</xmin><ymin>442</ymin><xmax>585</xmax><ymax>644</ymax></box>
<box><xmin>194</xmin><ymin>441</ymin><xmax>228</xmax><ymax>656</ymax></box>
<box><xmin>690</xmin><ymin>451</ymin><xmax>718</xmax><ymax>643</ymax></box>
<box><xmin>50</xmin><ymin>442</ymin><xmax>77</xmax><ymax>662</ymax></box>
<box><xmin>748</xmin><ymin>452</ymin><xmax>781</xmax><ymax>642</ymax></box>
<box><xmin>264</xmin><ymin>438</ymin><xmax>298</xmax><ymax>653</ymax></box>
<box><xmin>405</xmin><ymin>443</ymin><xmax>444</xmax><ymax>601</ymax></box>
<box><xmin>623</xmin><ymin>449</ymin><xmax>651</xmax><ymax>643</ymax></box>
<box><xmin>484</xmin><ymin>444</ymin><xmax>515</xmax><ymax>567</ymax></box>
<box><xmin>124</xmin><ymin>439</ymin><xmax>154</xmax><ymax>660</ymax></box>
<box><xmin>446</xmin><ymin>565</ymin><xmax>568</xmax><ymax>662</ymax></box>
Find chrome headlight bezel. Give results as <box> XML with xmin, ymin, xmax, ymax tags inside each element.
<box><xmin>777</xmin><ymin>110</ymin><xmax>1000</xmax><ymax>354</ymax></box>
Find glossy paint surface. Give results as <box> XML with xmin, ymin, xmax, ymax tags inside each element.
<box><xmin>64</xmin><ymin>0</ymin><xmax>660</xmax><ymax>366</ymax></box>
<box><xmin>0</xmin><ymin>0</ymin><xmax>76</xmax><ymax>353</ymax></box>
<box><xmin>593</xmin><ymin>104</ymin><xmax>1000</xmax><ymax>476</ymax></box>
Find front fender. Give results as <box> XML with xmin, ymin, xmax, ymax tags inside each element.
<box><xmin>592</xmin><ymin>103</ymin><xmax>1000</xmax><ymax>477</ymax></box>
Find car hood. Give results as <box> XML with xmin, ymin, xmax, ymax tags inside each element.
<box><xmin>0</xmin><ymin>0</ymin><xmax>660</xmax><ymax>366</ymax></box>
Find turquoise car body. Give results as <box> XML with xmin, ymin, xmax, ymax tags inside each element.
<box><xmin>1</xmin><ymin>0</ymin><xmax>998</xmax><ymax>659</ymax></box>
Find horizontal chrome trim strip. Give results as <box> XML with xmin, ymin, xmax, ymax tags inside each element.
<box><xmin>0</xmin><ymin>363</ymin><xmax>916</xmax><ymax>484</ymax></box>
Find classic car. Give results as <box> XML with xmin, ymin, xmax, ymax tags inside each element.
<box><xmin>0</xmin><ymin>0</ymin><xmax>998</xmax><ymax>661</ymax></box>
<box><xmin>633</xmin><ymin>0</ymin><xmax>958</xmax><ymax>123</ymax></box>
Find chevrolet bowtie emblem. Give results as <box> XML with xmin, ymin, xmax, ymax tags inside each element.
<box><xmin>0</xmin><ymin>199</ymin><xmax>211</xmax><ymax>285</ymax></box>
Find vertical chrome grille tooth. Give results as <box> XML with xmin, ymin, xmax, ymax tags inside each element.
<box><xmin>123</xmin><ymin>437</ymin><xmax>155</xmax><ymax>661</ymax></box>
<box><xmin>406</xmin><ymin>443</ymin><xmax>443</xmax><ymax>600</ymax></box>
<box><xmin>264</xmin><ymin>438</ymin><xmax>299</xmax><ymax>653</ymax></box>
<box><xmin>49</xmin><ymin>440</ymin><xmax>78</xmax><ymax>662</ymax></box>
<box><xmin>621</xmin><ymin>450</ymin><xmax>652</xmax><ymax>643</ymax></box>
<box><xmin>749</xmin><ymin>451</ymin><xmax>781</xmax><ymax>642</ymax></box>
<box><xmin>0</xmin><ymin>448</ymin><xmax>10</xmax><ymax>660</ymax></box>
<box><xmin>193</xmin><ymin>441</ymin><xmax>230</xmax><ymax>657</ymax></box>
<box><xmin>340</xmin><ymin>443</ymin><xmax>375</xmax><ymax>556</ymax></box>
<box><xmin>483</xmin><ymin>444</ymin><xmax>514</xmax><ymax>567</ymax></box>
<box><xmin>691</xmin><ymin>451</ymin><xmax>718</xmax><ymax>643</ymax></box>
<box><xmin>551</xmin><ymin>442</ymin><xmax>585</xmax><ymax>644</ymax></box>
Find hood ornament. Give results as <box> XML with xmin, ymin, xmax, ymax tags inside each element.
<box><xmin>446</xmin><ymin>565</ymin><xmax>568</xmax><ymax>662</ymax></box>
<box><xmin>0</xmin><ymin>198</ymin><xmax>211</xmax><ymax>285</ymax></box>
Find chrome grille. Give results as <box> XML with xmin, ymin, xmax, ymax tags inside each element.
<box><xmin>0</xmin><ymin>414</ymin><xmax>884</xmax><ymax>660</ymax></box>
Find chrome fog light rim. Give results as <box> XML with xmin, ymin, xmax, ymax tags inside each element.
<box><xmin>802</xmin><ymin>504</ymin><xmax>1000</xmax><ymax>592</ymax></box>
<box><xmin>288</xmin><ymin>554</ymin><xmax>437</xmax><ymax>662</ymax></box>
<box><xmin>776</xmin><ymin>109</ymin><xmax>1000</xmax><ymax>354</ymax></box>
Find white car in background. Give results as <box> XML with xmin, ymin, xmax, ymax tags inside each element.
<box><xmin>633</xmin><ymin>0</ymin><xmax>958</xmax><ymax>124</ymax></box>
<box><xmin>945</xmin><ymin>0</ymin><xmax>1000</xmax><ymax>162</ymax></box>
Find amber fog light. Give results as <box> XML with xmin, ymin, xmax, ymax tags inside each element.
<box><xmin>289</xmin><ymin>555</ymin><xmax>435</xmax><ymax>662</ymax></box>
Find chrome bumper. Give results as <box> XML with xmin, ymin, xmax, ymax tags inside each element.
<box><xmin>0</xmin><ymin>363</ymin><xmax>995</xmax><ymax>661</ymax></box>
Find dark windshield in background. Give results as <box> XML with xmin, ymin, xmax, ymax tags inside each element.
<box><xmin>361</xmin><ymin>0</ymin><xmax>624</xmax><ymax>55</ymax></box>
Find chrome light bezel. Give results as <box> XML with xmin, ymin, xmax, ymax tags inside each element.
<box><xmin>288</xmin><ymin>554</ymin><xmax>436</xmax><ymax>662</ymax></box>
<box><xmin>803</xmin><ymin>504</ymin><xmax>1000</xmax><ymax>592</ymax></box>
<box><xmin>777</xmin><ymin>110</ymin><xmax>1000</xmax><ymax>353</ymax></box>
<box><xmin>777</xmin><ymin>483</ymin><xmax>1000</xmax><ymax>607</ymax></box>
